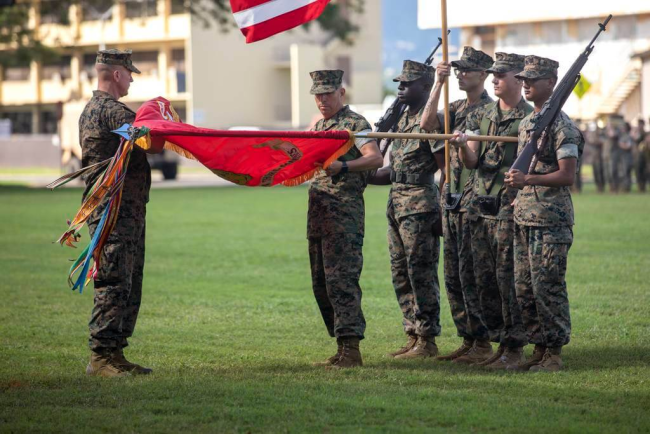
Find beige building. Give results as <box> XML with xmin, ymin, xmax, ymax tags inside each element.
<box><xmin>417</xmin><ymin>0</ymin><xmax>650</xmax><ymax>122</ymax></box>
<box><xmin>0</xmin><ymin>0</ymin><xmax>382</xmax><ymax>165</ymax></box>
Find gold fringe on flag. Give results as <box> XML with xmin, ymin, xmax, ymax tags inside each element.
<box><xmin>282</xmin><ymin>131</ymin><xmax>355</xmax><ymax>187</ymax></box>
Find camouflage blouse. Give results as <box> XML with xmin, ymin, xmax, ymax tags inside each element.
<box><xmin>465</xmin><ymin>98</ymin><xmax>533</xmax><ymax>221</ymax></box>
<box><xmin>514</xmin><ymin>110</ymin><xmax>583</xmax><ymax>227</ymax></box>
<box><xmin>79</xmin><ymin>91</ymin><xmax>151</xmax><ymax>206</ymax></box>
<box><xmin>439</xmin><ymin>90</ymin><xmax>493</xmax><ymax>212</ymax></box>
<box><xmin>389</xmin><ymin>105</ymin><xmax>444</xmax><ymax>219</ymax></box>
<box><xmin>308</xmin><ymin>105</ymin><xmax>373</xmax><ymax>238</ymax></box>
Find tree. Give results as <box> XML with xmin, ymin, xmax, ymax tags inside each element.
<box><xmin>0</xmin><ymin>0</ymin><xmax>365</xmax><ymax>67</ymax></box>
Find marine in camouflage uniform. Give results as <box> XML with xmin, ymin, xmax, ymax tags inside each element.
<box><xmin>421</xmin><ymin>47</ymin><xmax>495</xmax><ymax>360</ymax></box>
<box><xmin>80</xmin><ymin>50</ymin><xmax>152</xmax><ymax>377</ymax></box>
<box><xmin>384</xmin><ymin>61</ymin><xmax>444</xmax><ymax>359</ymax></box>
<box><xmin>307</xmin><ymin>70</ymin><xmax>382</xmax><ymax>369</ymax></box>
<box><xmin>509</xmin><ymin>56</ymin><xmax>583</xmax><ymax>372</ymax></box>
<box><xmin>452</xmin><ymin>53</ymin><xmax>533</xmax><ymax>368</ymax></box>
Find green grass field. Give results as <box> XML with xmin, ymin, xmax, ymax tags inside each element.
<box><xmin>1</xmin><ymin>184</ymin><xmax>649</xmax><ymax>433</ymax></box>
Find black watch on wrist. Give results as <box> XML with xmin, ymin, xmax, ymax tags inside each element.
<box><xmin>340</xmin><ymin>161</ymin><xmax>349</xmax><ymax>174</ymax></box>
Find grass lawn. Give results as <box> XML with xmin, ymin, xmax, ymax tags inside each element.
<box><xmin>1</xmin><ymin>184</ymin><xmax>649</xmax><ymax>433</ymax></box>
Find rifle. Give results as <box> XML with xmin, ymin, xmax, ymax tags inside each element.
<box><xmin>374</xmin><ymin>30</ymin><xmax>450</xmax><ymax>157</ymax></box>
<box><xmin>510</xmin><ymin>15</ymin><xmax>612</xmax><ymax>174</ymax></box>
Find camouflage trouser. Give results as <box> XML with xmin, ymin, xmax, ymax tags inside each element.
<box><xmin>514</xmin><ymin>225</ymin><xmax>572</xmax><ymax>347</ymax></box>
<box><xmin>470</xmin><ymin>217</ymin><xmax>526</xmax><ymax>347</ymax></box>
<box><xmin>592</xmin><ymin>153</ymin><xmax>606</xmax><ymax>192</ymax></box>
<box><xmin>309</xmin><ymin>233</ymin><xmax>366</xmax><ymax>339</ymax></box>
<box><xmin>443</xmin><ymin>210</ymin><xmax>489</xmax><ymax>341</ymax></box>
<box><xmin>87</xmin><ymin>212</ymin><xmax>146</xmax><ymax>351</ymax></box>
<box><xmin>387</xmin><ymin>209</ymin><xmax>441</xmax><ymax>337</ymax></box>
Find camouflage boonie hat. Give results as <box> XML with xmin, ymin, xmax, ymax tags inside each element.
<box><xmin>451</xmin><ymin>47</ymin><xmax>493</xmax><ymax>70</ymax></box>
<box><xmin>515</xmin><ymin>55</ymin><xmax>559</xmax><ymax>79</ymax></box>
<box><xmin>486</xmin><ymin>52</ymin><xmax>525</xmax><ymax>74</ymax></box>
<box><xmin>393</xmin><ymin>60</ymin><xmax>434</xmax><ymax>82</ymax></box>
<box><xmin>310</xmin><ymin>70</ymin><xmax>344</xmax><ymax>95</ymax></box>
<box><xmin>96</xmin><ymin>49</ymin><xmax>141</xmax><ymax>74</ymax></box>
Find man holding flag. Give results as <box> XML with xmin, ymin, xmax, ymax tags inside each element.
<box><xmin>421</xmin><ymin>47</ymin><xmax>494</xmax><ymax>361</ymax></box>
<box><xmin>307</xmin><ymin>70</ymin><xmax>382</xmax><ymax>369</ymax></box>
<box><xmin>371</xmin><ymin>60</ymin><xmax>446</xmax><ymax>360</ymax></box>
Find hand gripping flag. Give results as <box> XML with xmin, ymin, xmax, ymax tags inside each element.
<box><xmin>48</xmin><ymin>96</ymin><xmax>353</xmax><ymax>292</ymax></box>
<box><xmin>230</xmin><ymin>0</ymin><xmax>330</xmax><ymax>43</ymax></box>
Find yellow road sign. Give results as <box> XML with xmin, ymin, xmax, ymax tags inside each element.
<box><xmin>573</xmin><ymin>75</ymin><xmax>591</xmax><ymax>100</ymax></box>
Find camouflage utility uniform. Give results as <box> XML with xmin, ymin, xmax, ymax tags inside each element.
<box><xmin>461</xmin><ymin>54</ymin><xmax>533</xmax><ymax>361</ymax></box>
<box><xmin>514</xmin><ymin>111</ymin><xmax>581</xmax><ymax>349</ymax></box>
<box><xmin>464</xmin><ymin>98</ymin><xmax>532</xmax><ymax>350</ymax></box>
<box><xmin>308</xmin><ymin>71</ymin><xmax>374</xmax><ymax>342</ymax></box>
<box><xmin>440</xmin><ymin>47</ymin><xmax>494</xmax><ymax>348</ymax></box>
<box><xmin>513</xmin><ymin>55</ymin><xmax>583</xmax><ymax>370</ymax></box>
<box><xmin>80</xmin><ymin>52</ymin><xmax>151</xmax><ymax>355</ymax></box>
<box><xmin>387</xmin><ymin>61</ymin><xmax>443</xmax><ymax>343</ymax></box>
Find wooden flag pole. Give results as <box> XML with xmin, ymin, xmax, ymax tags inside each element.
<box><xmin>355</xmin><ymin>132</ymin><xmax>517</xmax><ymax>143</ymax></box>
<box><xmin>441</xmin><ymin>0</ymin><xmax>451</xmax><ymax>195</ymax></box>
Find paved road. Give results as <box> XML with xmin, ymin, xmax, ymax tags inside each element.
<box><xmin>0</xmin><ymin>172</ymin><xmax>238</xmax><ymax>189</ymax></box>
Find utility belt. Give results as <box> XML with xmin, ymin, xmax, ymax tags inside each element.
<box><xmin>390</xmin><ymin>170</ymin><xmax>435</xmax><ymax>185</ymax></box>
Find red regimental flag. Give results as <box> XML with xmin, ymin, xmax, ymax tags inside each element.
<box><xmin>134</xmin><ymin>97</ymin><xmax>352</xmax><ymax>187</ymax></box>
<box><xmin>230</xmin><ymin>0</ymin><xmax>330</xmax><ymax>43</ymax></box>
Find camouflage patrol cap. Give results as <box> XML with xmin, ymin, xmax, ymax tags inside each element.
<box><xmin>515</xmin><ymin>55</ymin><xmax>559</xmax><ymax>79</ymax></box>
<box><xmin>393</xmin><ymin>60</ymin><xmax>434</xmax><ymax>83</ymax></box>
<box><xmin>310</xmin><ymin>70</ymin><xmax>344</xmax><ymax>95</ymax></box>
<box><xmin>486</xmin><ymin>52</ymin><xmax>526</xmax><ymax>74</ymax></box>
<box><xmin>96</xmin><ymin>49</ymin><xmax>141</xmax><ymax>74</ymax></box>
<box><xmin>451</xmin><ymin>47</ymin><xmax>494</xmax><ymax>70</ymax></box>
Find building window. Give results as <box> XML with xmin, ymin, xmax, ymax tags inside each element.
<box><xmin>4</xmin><ymin>63</ymin><xmax>30</xmax><ymax>81</ymax></box>
<box><xmin>42</xmin><ymin>55</ymin><xmax>72</xmax><ymax>80</ymax></box>
<box><xmin>40</xmin><ymin>0</ymin><xmax>69</xmax><ymax>25</ymax></box>
<box><xmin>125</xmin><ymin>0</ymin><xmax>158</xmax><ymax>18</ymax></box>
<box><xmin>172</xmin><ymin>48</ymin><xmax>186</xmax><ymax>93</ymax></box>
<box><xmin>131</xmin><ymin>51</ymin><xmax>158</xmax><ymax>76</ymax></box>
<box><xmin>614</xmin><ymin>16</ymin><xmax>637</xmax><ymax>40</ymax></box>
<box><xmin>81</xmin><ymin>0</ymin><xmax>114</xmax><ymax>21</ymax></box>
<box><xmin>1</xmin><ymin>112</ymin><xmax>33</xmax><ymax>134</ymax></box>
<box><xmin>40</xmin><ymin>110</ymin><xmax>58</xmax><ymax>134</ymax></box>
<box><xmin>543</xmin><ymin>21</ymin><xmax>565</xmax><ymax>44</ymax></box>
<box><xmin>171</xmin><ymin>0</ymin><xmax>187</xmax><ymax>15</ymax></box>
<box><xmin>83</xmin><ymin>53</ymin><xmax>98</xmax><ymax>78</ymax></box>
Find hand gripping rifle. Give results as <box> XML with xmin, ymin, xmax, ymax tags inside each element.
<box><xmin>374</xmin><ymin>30</ymin><xmax>450</xmax><ymax>157</ymax></box>
<box><xmin>510</xmin><ymin>15</ymin><xmax>612</xmax><ymax>174</ymax></box>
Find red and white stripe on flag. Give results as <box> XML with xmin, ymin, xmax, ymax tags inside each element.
<box><xmin>230</xmin><ymin>0</ymin><xmax>331</xmax><ymax>43</ymax></box>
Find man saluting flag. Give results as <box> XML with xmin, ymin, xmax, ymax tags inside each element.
<box><xmin>230</xmin><ymin>0</ymin><xmax>330</xmax><ymax>43</ymax></box>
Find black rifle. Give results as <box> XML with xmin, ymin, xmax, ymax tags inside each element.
<box><xmin>510</xmin><ymin>15</ymin><xmax>612</xmax><ymax>174</ymax></box>
<box><xmin>374</xmin><ymin>30</ymin><xmax>450</xmax><ymax>156</ymax></box>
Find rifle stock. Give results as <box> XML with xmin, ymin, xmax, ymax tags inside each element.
<box><xmin>510</xmin><ymin>15</ymin><xmax>612</xmax><ymax>174</ymax></box>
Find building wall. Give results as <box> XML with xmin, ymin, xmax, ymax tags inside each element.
<box><xmin>188</xmin><ymin>1</ymin><xmax>383</xmax><ymax>129</ymax></box>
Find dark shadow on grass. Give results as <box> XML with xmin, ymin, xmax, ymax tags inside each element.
<box><xmin>559</xmin><ymin>345</ymin><xmax>650</xmax><ymax>372</ymax></box>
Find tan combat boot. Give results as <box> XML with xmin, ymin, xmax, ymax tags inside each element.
<box><xmin>328</xmin><ymin>337</ymin><xmax>362</xmax><ymax>369</ymax></box>
<box><xmin>112</xmin><ymin>348</ymin><xmax>153</xmax><ymax>375</ymax></box>
<box><xmin>474</xmin><ymin>344</ymin><xmax>504</xmax><ymax>366</ymax></box>
<box><xmin>394</xmin><ymin>336</ymin><xmax>438</xmax><ymax>359</ymax></box>
<box><xmin>510</xmin><ymin>344</ymin><xmax>546</xmax><ymax>371</ymax></box>
<box><xmin>530</xmin><ymin>347</ymin><xmax>563</xmax><ymax>372</ymax></box>
<box><xmin>387</xmin><ymin>334</ymin><xmax>418</xmax><ymax>358</ymax></box>
<box><xmin>312</xmin><ymin>338</ymin><xmax>343</xmax><ymax>367</ymax></box>
<box><xmin>484</xmin><ymin>346</ymin><xmax>525</xmax><ymax>370</ymax></box>
<box><xmin>437</xmin><ymin>338</ymin><xmax>474</xmax><ymax>361</ymax></box>
<box><xmin>86</xmin><ymin>350</ymin><xmax>129</xmax><ymax>378</ymax></box>
<box><xmin>452</xmin><ymin>340</ymin><xmax>494</xmax><ymax>365</ymax></box>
